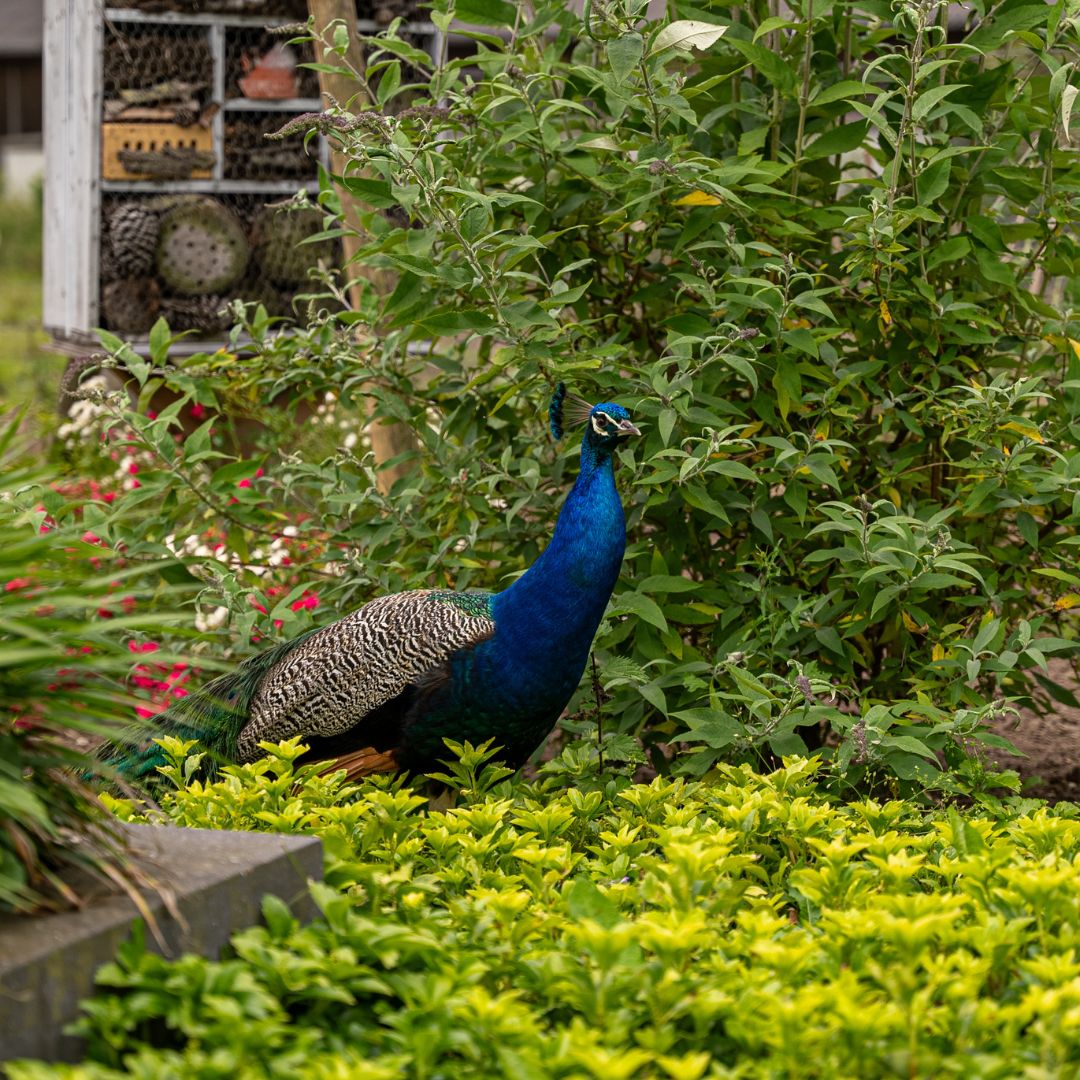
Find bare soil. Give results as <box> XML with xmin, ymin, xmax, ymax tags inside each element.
<box><xmin>988</xmin><ymin>659</ymin><xmax>1080</xmax><ymax>804</ymax></box>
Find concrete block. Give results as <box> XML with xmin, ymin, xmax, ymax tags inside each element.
<box><xmin>0</xmin><ymin>823</ymin><xmax>322</xmax><ymax>1064</ymax></box>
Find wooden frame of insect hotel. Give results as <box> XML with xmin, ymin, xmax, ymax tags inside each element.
<box><xmin>43</xmin><ymin>0</ymin><xmax>436</xmax><ymax>360</ymax></box>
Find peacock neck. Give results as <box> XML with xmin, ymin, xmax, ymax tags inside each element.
<box><xmin>492</xmin><ymin>439</ymin><xmax>626</xmax><ymax>654</ymax></box>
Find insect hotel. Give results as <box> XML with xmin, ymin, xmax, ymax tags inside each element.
<box><xmin>42</xmin><ymin>0</ymin><xmax>432</xmax><ymax>379</ymax></box>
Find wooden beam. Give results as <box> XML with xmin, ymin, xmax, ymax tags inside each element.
<box><xmin>307</xmin><ymin>0</ymin><xmax>417</xmax><ymax>494</ymax></box>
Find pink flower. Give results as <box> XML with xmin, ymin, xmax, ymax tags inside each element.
<box><xmin>237</xmin><ymin>478</ymin><xmax>252</xmax><ymax>489</ymax></box>
<box><xmin>127</xmin><ymin>641</ymin><xmax>159</xmax><ymax>654</ymax></box>
<box><xmin>5</xmin><ymin>578</ymin><xmax>32</xmax><ymax>592</ymax></box>
<box><xmin>146</xmin><ymin>410</ymin><xmax>158</xmax><ymax>420</ymax></box>
<box><xmin>255</xmin><ymin>467</ymin><xmax>265</xmax><ymax>478</ymax></box>
<box><xmin>190</xmin><ymin>403</ymin><xmax>206</xmax><ymax>420</ymax></box>
<box><xmin>103</xmin><ymin>492</ymin><xmax>116</xmax><ymax>504</ymax></box>
<box><xmin>291</xmin><ymin>594</ymin><xmax>319</xmax><ymax>612</ymax></box>
<box><xmin>127</xmin><ymin>462</ymin><xmax>139</xmax><ymax>476</ymax></box>
<box><xmin>135</xmin><ymin>703</ymin><xmax>165</xmax><ymax>719</ymax></box>
<box><xmin>250</xmin><ymin>597</ymin><xmax>268</xmax><ymax>614</ymax></box>
<box><xmin>81</xmin><ymin>531</ymin><xmax>103</xmax><ymax>545</ymax></box>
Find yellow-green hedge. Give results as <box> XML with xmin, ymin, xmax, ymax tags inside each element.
<box><xmin>10</xmin><ymin>742</ymin><xmax>1080</xmax><ymax>1079</ymax></box>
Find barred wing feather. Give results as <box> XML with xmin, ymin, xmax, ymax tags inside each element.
<box><xmin>237</xmin><ymin>590</ymin><xmax>495</xmax><ymax>761</ymax></box>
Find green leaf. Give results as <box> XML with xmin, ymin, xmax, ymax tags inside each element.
<box><xmin>918</xmin><ymin>157</ymin><xmax>951</xmax><ymax>204</ymax></box>
<box><xmin>810</xmin><ymin>79</ymin><xmax>868</xmax><ymax>106</ymax></box>
<box><xmin>724</xmin><ymin>38</ymin><xmax>796</xmax><ymax>94</ymax></box>
<box><xmin>652</xmin><ymin>19</ymin><xmax>728</xmax><ymax>54</ymax></box>
<box><xmin>947</xmin><ymin>806</ymin><xmax>986</xmax><ymax>855</ymax></box>
<box><xmin>564</xmin><ymin>877</ymin><xmax>621</xmax><ymax>928</ymax></box>
<box><xmin>911</xmin><ymin>84</ymin><xmax>967</xmax><ymax>123</ymax></box>
<box><xmin>341</xmin><ymin>176</ymin><xmax>397</xmax><ymax>209</ymax></box>
<box><xmin>612</xmin><ymin>592</ymin><xmax>669</xmax><ymax>632</ymax></box>
<box><xmin>606</xmin><ymin>33</ymin><xmax>644</xmax><ymax>85</ymax></box>
<box><xmin>926</xmin><ymin>235</ymin><xmax>970</xmax><ymax>270</ymax></box>
<box><xmin>673</xmin><ymin>707</ymin><xmax>741</xmax><ymax>748</ymax></box>
<box><xmin>706</xmin><ymin>459</ymin><xmax>759</xmax><ymax>482</ymax></box>
<box><xmin>455</xmin><ymin>0</ymin><xmax>517</xmax><ymax>26</ymax></box>
<box><xmin>418</xmin><ymin>310</ymin><xmax>497</xmax><ymax>334</ymax></box>
<box><xmin>802</xmin><ymin>121</ymin><xmax>868</xmax><ymax>161</ymax></box>
<box><xmin>148</xmin><ymin>318</ymin><xmax>170</xmax><ymax>368</ymax></box>
<box><xmin>1063</xmin><ymin>85</ymin><xmax>1078</xmax><ymax>144</ymax></box>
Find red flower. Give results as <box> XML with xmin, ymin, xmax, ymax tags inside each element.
<box><xmin>237</xmin><ymin>477</ymin><xmax>252</xmax><ymax>489</ymax></box>
<box><xmin>127</xmin><ymin>641</ymin><xmax>160</xmax><ymax>654</ymax></box>
<box><xmin>81</xmin><ymin>531</ymin><xmax>103</xmax><ymax>545</ymax></box>
<box><xmin>5</xmin><ymin>578</ymin><xmax>32</xmax><ymax>592</ymax></box>
<box><xmin>291</xmin><ymin>594</ymin><xmax>319</xmax><ymax>612</ymax></box>
<box><xmin>190</xmin><ymin>403</ymin><xmax>206</xmax><ymax>420</ymax></box>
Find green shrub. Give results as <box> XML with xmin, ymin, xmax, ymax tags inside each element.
<box><xmin>78</xmin><ymin>0</ymin><xmax>1080</xmax><ymax>797</ymax></box>
<box><xmin>0</xmin><ymin>420</ymin><xmax>194</xmax><ymax>913</ymax></box>
<box><xmin>9</xmin><ymin>743</ymin><xmax>1080</xmax><ymax>1078</ymax></box>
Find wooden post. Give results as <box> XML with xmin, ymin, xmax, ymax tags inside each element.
<box><xmin>307</xmin><ymin>0</ymin><xmax>417</xmax><ymax>494</ymax></box>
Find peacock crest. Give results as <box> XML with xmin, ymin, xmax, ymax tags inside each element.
<box><xmin>548</xmin><ymin>382</ymin><xmax>595</xmax><ymax>442</ymax></box>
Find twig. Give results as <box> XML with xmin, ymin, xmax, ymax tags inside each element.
<box><xmin>591</xmin><ymin>651</ymin><xmax>604</xmax><ymax>775</ymax></box>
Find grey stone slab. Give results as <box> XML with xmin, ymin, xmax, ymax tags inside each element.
<box><xmin>0</xmin><ymin>823</ymin><xmax>322</xmax><ymax>1064</ymax></box>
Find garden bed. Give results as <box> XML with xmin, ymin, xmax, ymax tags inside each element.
<box><xmin>0</xmin><ymin>823</ymin><xmax>321</xmax><ymax>1064</ymax></box>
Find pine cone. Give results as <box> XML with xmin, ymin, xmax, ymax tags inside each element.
<box><xmin>106</xmin><ymin>202</ymin><xmax>160</xmax><ymax>276</ymax></box>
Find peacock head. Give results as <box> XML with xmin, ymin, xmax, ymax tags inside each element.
<box><xmin>549</xmin><ymin>383</ymin><xmax>641</xmax><ymax>451</ymax></box>
<box><xmin>583</xmin><ymin>402</ymin><xmax>641</xmax><ymax>451</ymax></box>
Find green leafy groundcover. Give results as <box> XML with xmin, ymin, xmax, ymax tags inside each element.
<box><xmin>12</xmin><ymin>742</ymin><xmax>1080</xmax><ymax>1080</ymax></box>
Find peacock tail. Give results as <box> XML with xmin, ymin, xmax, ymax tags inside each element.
<box><xmin>107</xmin><ymin>629</ymin><xmax>320</xmax><ymax>781</ymax></box>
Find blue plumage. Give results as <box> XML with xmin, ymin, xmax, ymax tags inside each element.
<box><xmin>401</xmin><ymin>399</ymin><xmax>640</xmax><ymax>767</ymax></box>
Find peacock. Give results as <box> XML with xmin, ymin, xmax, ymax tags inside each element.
<box><xmin>110</xmin><ymin>385</ymin><xmax>640</xmax><ymax>785</ymax></box>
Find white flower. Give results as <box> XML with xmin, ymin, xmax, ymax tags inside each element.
<box><xmin>195</xmin><ymin>606</ymin><xmax>229</xmax><ymax>633</ymax></box>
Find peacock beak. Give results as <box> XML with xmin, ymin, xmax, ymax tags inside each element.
<box><xmin>617</xmin><ymin>420</ymin><xmax>642</xmax><ymax>438</ymax></box>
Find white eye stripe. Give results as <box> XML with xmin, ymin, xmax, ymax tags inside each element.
<box><xmin>591</xmin><ymin>414</ymin><xmax>609</xmax><ymax>434</ymax></box>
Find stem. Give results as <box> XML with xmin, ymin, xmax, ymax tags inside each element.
<box><xmin>638</xmin><ymin>59</ymin><xmax>663</xmax><ymax>142</ymax></box>
<box><xmin>790</xmin><ymin>0</ymin><xmax>815</xmax><ymax>197</ymax></box>
<box><xmin>887</xmin><ymin>18</ymin><xmax>925</xmax><ymax>213</ymax></box>
<box><xmin>591</xmin><ymin>651</ymin><xmax>604</xmax><ymax>775</ymax></box>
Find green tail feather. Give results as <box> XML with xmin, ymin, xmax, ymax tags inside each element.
<box><xmin>107</xmin><ymin>629</ymin><xmax>320</xmax><ymax>784</ymax></box>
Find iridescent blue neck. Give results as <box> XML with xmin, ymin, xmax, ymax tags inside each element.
<box><xmin>489</xmin><ymin>437</ymin><xmax>626</xmax><ymax>682</ymax></box>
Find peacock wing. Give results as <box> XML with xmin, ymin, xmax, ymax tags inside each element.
<box><xmin>235</xmin><ymin>589</ymin><xmax>494</xmax><ymax>762</ymax></box>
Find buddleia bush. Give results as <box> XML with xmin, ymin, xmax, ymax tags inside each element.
<box><xmin>81</xmin><ymin>0</ymin><xmax>1080</xmax><ymax>796</ymax></box>
<box><xmin>8</xmin><ymin>744</ymin><xmax>1080</xmax><ymax>1078</ymax></box>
